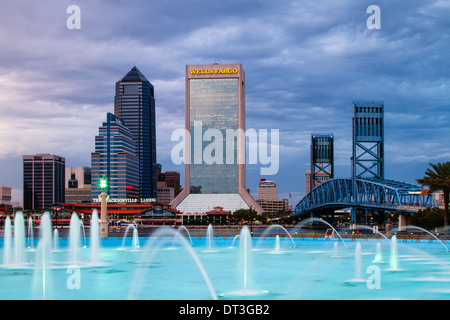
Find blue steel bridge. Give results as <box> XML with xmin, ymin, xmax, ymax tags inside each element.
<box><xmin>292</xmin><ymin>178</ymin><xmax>437</xmax><ymax>220</ymax></box>
<box><xmin>293</xmin><ymin>101</ymin><xmax>437</xmax><ymax>223</ymax></box>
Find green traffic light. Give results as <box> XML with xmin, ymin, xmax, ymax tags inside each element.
<box><xmin>100</xmin><ymin>177</ymin><xmax>108</xmax><ymax>190</ymax></box>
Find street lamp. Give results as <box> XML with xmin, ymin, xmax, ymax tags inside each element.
<box><xmin>99</xmin><ymin>176</ymin><xmax>109</xmax><ymax>238</ymax></box>
<box><xmin>100</xmin><ymin>176</ymin><xmax>108</xmax><ymax>191</ymax></box>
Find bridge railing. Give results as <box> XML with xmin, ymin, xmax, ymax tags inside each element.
<box><xmin>294</xmin><ymin>178</ymin><xmax>436</xmax><ymax>217</ymax></box>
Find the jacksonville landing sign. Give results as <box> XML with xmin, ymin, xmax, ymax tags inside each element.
<box><xmin>171</xmin><ymin>121</ymin><xmax>279</xmax><ymax>176</ymax></box>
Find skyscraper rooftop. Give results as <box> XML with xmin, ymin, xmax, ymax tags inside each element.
<box><xmin>119</xmin><ymin>66</ymin><xmax>150</xmax><ymax>82</ymax></box>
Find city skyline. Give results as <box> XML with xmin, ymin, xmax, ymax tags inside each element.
<box><xmin>0</xmin><ymin>1</ymin><xmax>449</xmax><ymax>206</ymax></box>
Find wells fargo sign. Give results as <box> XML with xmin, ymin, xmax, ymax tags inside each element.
<box><xmin>189</xmin><ymin>67</ymin><xmax>238</xmax><ymax>75</ymax></box>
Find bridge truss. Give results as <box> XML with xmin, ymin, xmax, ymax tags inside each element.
<box><xmin>293</xmin><ymin>178</ymin><xmax>437</xmax><ymax>219</ymax></box>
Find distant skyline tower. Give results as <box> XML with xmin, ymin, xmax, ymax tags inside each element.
<box><xmin>114</xmin><ymin>66</ymin><xmax>157</xmax><ymax>199</ymax></box>
<box><xmin>352</xmin><ymin>101</ymin><xmax>384</xmax><ymax>180</ymax></box>
<box><xmin>91</xmin><ymin>113</ymin><xmax>139</xmax><ymax>201</ymax></box>
<box><xmin>171</xmin><ymin>63</ymin><xmax>262</xmax><ymax>214</ymax></box>
<box><xmin>23</xmin><ymin>154</ymin><xmax>65</xmax><ymax>210</ymax></box>
<box><xmin>309</xmin><ymin>133</ymin><xmax>334</xmax><ymax>193</ymax></box>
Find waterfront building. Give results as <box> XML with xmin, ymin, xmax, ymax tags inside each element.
<box><xmin>257</xmin><ymin>179</ymin><xmax>278</xmax><ymax>201</ymax></box>
<box><xmin>114</xmin><ymin>66</ymin><xmax>157</xmax><ymax>199</ymax></box>
<box><xmin>23</xmin><ymin>154</ymin><xmax>65</xmax><ymax>210</ymax></box>
<box><xmin>49</xmin><ymin>201</ymin><xmax>181</xmax><ymax>226</ymax></box>
<box><xmin>256</xmin><ymin>179</ymin><xmax>291</xmax><ymax>214</ymax></box>
<box><xmin>171</xmin><ymin>64</ymin><xmax>262</xmax><ymax>214</ymax></box>
<box><xmin>91</xmin><ymin>113</ymin><xmax>139</xmax><ymax>201</ymax></box>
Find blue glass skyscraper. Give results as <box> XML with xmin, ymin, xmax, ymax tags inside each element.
<box><xmin>91</xmin><ymin>113</ymin><xmax>139</xmax><ymax>201</ymax></box>
<box><xmin>114</xmin><ymin>66</ymin><xmax>157</xmax><ymax>199</ymax></box>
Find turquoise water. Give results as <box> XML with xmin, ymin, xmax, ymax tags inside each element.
<box><xmin>1</xmin><ymin>234</ymin><xmax>450</xmax><ymax>300</ymax></box>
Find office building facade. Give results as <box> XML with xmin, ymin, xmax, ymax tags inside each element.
<box><xmin>257</xmin><ymin>179</ymin><xmax>278</xmax><ymax>201</ymax></box>
<box><xmin>171</xmin><ymin>64</ymin><xmax>262</xmax><ymax>214</ymax></box>
<box><xmin>0</xmin><ymin>186</ymin><xmax>12</xmax><ymax>206</ymax></box>
<box><xmin>256</xmin><ymin>179</ymin><xmax>290</xmax><ymax>214</ymax></box>
<box><xmin>114</xmin><ymin>66</ymin><xmax>157</xmax><ymax>198</ymax></box>
<box><xmin>65</xmin><ymin>166</ymin><xmax>92</xmax><ymax>204</ymax></box>
<box><xmin>23</xmin><ymin>154</ymin><xmax>65</xmax><ymax>210</ymax></box>
<box><xmin>91</xmin><ymin>113</ymin><xmax>139</xmax><ymax>201</ymax></box>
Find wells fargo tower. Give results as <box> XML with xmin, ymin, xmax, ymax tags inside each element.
<box><xmin>171</xmin><ymin>64</ymin><xmax>262</xmax><ymax>214</ymax></box>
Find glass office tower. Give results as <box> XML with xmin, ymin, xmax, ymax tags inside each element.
<box><xmin>114</xmin><ymin>66</ymin><xmax>157</xmax><ymax>199</ymax></box>
<box><xmin>189</xmin><ymin>77</ymin><xmax>240</xmax><ymax>194</ymax></box>
<box><xmin>171</xmin><ymin>64</ymin><xmax>262</xmax><ymax>214</ymax></box>
<box><xmin>91</xmin><ymin>113</ymin><xmax>139</xmax><ymax>201</ymax></box>
<box><xmin>23</xmin><ymin>154</ymin><xmax>65</xmax><ymax>210</ymax></box>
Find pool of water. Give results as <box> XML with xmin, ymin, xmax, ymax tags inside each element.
<box><xmin>1</xmin><ymin>229</ymin><xmax>450</xmax><ymax>300</ymax></box>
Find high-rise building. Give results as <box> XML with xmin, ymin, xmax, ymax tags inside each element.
<box><xmin>0</xmin><ymin>186</ymin><xmax>12</xmax><ymax>206</ymax></box>
<box><xmin>257</xmin><ymin>179</ymin><xmax>278</xmax><ymax>201</ymax></box>
<box><xmin>23</xmin><ymin>154</ymin><xmax>65</xmax><ymax>210</ymax></box>
<box><xmin>114</xmin><ymin>66</ymin><xmax>157</xmax><ymax>199</ymax></box>
<box><xmin>256</xmin><ymin>179</ymin><xmax>290</xmax><ymax>214</ymax></box>
<box><xmin>65</xmin><ymin>166</ymin><xmax>91</xmax><ymax>204</ymax></box>
<box><xmin>65</xmin><ymin>166</ymin><xmax>91</xmax><ymax>189</ymax></box>
<box><xmin>91</xmin><ymin>113</ymin><xmax>139</xmax><ymax>201</ymax></box>
<box><xmin>171</xmin><ymin>64</ymin><xmax>262</xmax><ymax>214</ymax></box>
<box><xmin>157</xmin><ymin>164</ymin><xmax>181</xmax><ymax>198</ymax></box>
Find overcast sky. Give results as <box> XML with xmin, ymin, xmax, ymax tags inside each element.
<box><xmin>0</xmin><ymin>0</ymin><xmax>449</xmax><ymax>206</ymax></box>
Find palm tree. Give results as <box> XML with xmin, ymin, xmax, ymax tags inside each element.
<box><xmin>416</xmin><ymin>162</ymin><xmax>450</xmax><ymax>234</ymax></box>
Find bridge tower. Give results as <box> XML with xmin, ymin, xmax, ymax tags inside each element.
<box><xmin>310</xmin><ymin>134</ymin><xmax>334</xmax><ymax>192</ymax></box>
<box><xmin>351</xmin><ymin>101</ymin><xmax>385</xmax><ymax>225</ymax></box>
<box><xmin>352</xmin><ymin>101</ymin><xmax>384</xmax><ymax>180</ymax></box>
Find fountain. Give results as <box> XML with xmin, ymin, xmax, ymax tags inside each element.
<box><xmin>354</xmin><ymin>224</ymin><xmax>390</xmax><ymax>244</ymax></box>
<box><xmin>230</xmin><ymin>234</ymin><xmax>240</xmax><ymax>248</ymax></box>
<box><xmin>175</xmin><ymin>225</ymin><xmax>193</xmax><ymax>246</ymax></box>
<box><xmin>3</xmin><ymin>215</ymin><xmax>12</xmax><ymax>265</ymax></box>
<box><xmin>121</xmin><ymin>224</ymin><xmax>140</xmax><ymax>250</ymax></box>
<box><xmin>236</xmin><ymin>225</ymin><xmax>255</xmax><ymax>295</ymax></box>
<box><xmin>294</xmin><ymin>217</ymin><xmax>347</xmax><ymax>249</ymax></box>
<box><xmin>33</xmin><ymin>212</ymin><xmax>52</xmax><ymax>300</ymax></box>
<box><xmin>14</xmin><ymin>212</ymin><xmax>26</xmax><ymax>265</ymax></box>
<box><xmin>69</xmin><ymin>213</ymin><xmax>81</xmax><ymax>265</ymax></box>
<box><xmin>80</xmin><ymin>220</ymin><xmax>87</xmax><ymax>248</ymax></box>
<box><xmin>259</xmin><ymin>224</ymin><xmax>296</xmax><ymax>248</ymax></box>
<box><xmin>373</xmin><ymin>241</ymin><xmax>383</xmax><ymax>263</ymax></box>
<box><xmin>205</xmin><ymin>224</ymin><xmax>215</xmax><ymax>252</ymax></box>
<box><xmin>332</xmin><ymin>241</ymin><xmax>339</xmax><ymax>257</ymax></box>
<box><xmin>128</xmin><ymin>227</ymin><xmax>217</xmax><ymax>300</ymax></box>
<box><xmin>353</xmin><ymin>242</ymin><xmax>364</xmax><ymax>282</ymax></box>
<box><xmin>53</xmin><ymin>229</ymin><xmax>59</xmax><ymax>251</ymax></box>
<box><xmin>27</xmin><ymin>217</ymin><xmax>34</xmax><ymax>249</ymax></box>
<box><xmin>2</xmin><ymin>211</ymin><xmax>450</xmax><ymax>300</ymax></box>
<box><xmin>90</xmin><ymin>210</ymin><xmax>100</xmax><ymax>263</ymax></box>
<box><xmin>390</xmin><ymin>235</ymin><xmax>399</xmax><ymax>271</ymax></box>
<box><xmin>273</xmin><ymin>235</ymin><xmax>281</xmax><ymax>253</ymax></box>
<box><xmin>396</xmin><ymin>225</ymin><xmax>448</xmax><ymax>252</ymax></box>
<box><xmin>38</xmin><ymin>212</ymin><xmax>52</xmax><ymax>258</ymax></box>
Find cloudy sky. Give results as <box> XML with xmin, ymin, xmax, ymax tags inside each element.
<box><xmin>0</xmin><ymin>0</ymin><xmax>449</xmax><ymax>206</ymax></box>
